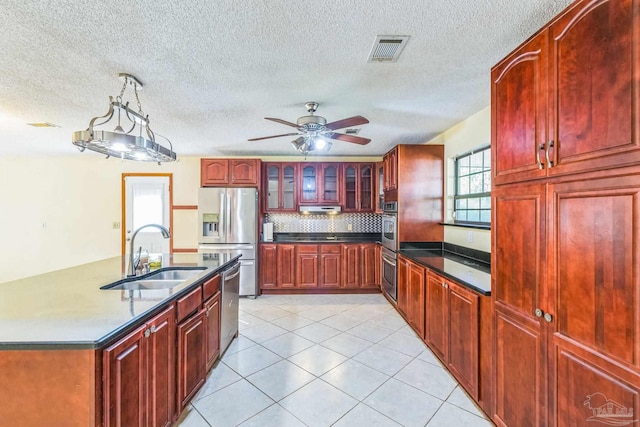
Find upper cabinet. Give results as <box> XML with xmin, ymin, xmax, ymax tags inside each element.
<box><xmin>342</xmin><ymin>163</ymin><xmax>374</xmax><ymax>212</ymax></box>
<box><xmin>263</xmin><ymin>163</ymin><xmax>297</xmax><ymax>212</ymax></box>
<box><xmin>492</xmin><ymin>0</ymin><xmax>640</xmax><ymax>186</ymax></box>
<box><xmin>201</xmin><ymin>159</ymin><xmax>260</xmax><ymax>187</ymax></box>
<box><xmin>299</xmin><ymin>163</ymin><xmax>341</xmax><ymax>205</ymax></box>
<box><xmin>383</xmin><ymin>147</ymin><xmax>398</xmax><ymax>192</ymax></box>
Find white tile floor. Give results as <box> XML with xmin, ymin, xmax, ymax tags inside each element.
<box><xmin>175</xmin><ymin>293</ymin><xmax>494</xmax><ymax>427</ymax></box>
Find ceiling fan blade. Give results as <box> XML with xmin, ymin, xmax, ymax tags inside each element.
<box><xmin>325</xmin><ymin>132</ymin><xmax>371</xmax><ymax>145</ymax></box>
<box><xmin>265</xmin><ymin>117</ymin><xmax>299</xmax><ymax>128</ymax></box>
<box><xmin>325</xmin><ymin>115</ymin><xmax>369</xmax><ymax>131</ymax></box>
<box><xmin>248</xmin><ymin>132</ymin><xmax>300</xmax><ymax>141</ymax></box>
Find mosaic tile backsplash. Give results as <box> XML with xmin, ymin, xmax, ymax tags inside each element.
<box><xmin>264</xmin><ymin>213</ymin><xmax>382</xmax><ymax>233</ymax></box>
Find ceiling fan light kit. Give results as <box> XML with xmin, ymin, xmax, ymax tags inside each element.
<box><xmin>249</xmin><ymin>101</ymin><xmax>371</xmax><ymax>155</ymax></box>
<box><xmin>72</xmin><ymin>73</ymin><xmax>177</xmax><ymax>163</ymax></box>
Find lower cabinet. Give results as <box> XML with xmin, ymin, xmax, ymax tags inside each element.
<box><xmin>425</xmin><ymin>270</ymin><xmax>479</xmax><ymax>399</ymax></box>
<box><xmin>103</xmin><ymin>272</ymin><xmax>224</xmax><ymax>426</ymax></box>
<box><xmin>260</xmin><ymin>243</ymin><xmax>381</xmax><ymax>291</ymax></box>
<box><xmin>103</xmin><ymin>305</ymin><xmax>176</xmax><ymax>427</ymax></box>
<box><xmin>177</xmin><ymin>310</ymin><xmax>207</xmax><ymax>409</ymax></box>
<box><xmin>397</xmin><ymin>255</ymin><xmax>425</xmax><ymax>338</ymax></box>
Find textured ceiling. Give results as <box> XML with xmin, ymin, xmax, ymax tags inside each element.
<box><xmin>0</xmin><ymin>0</ymin><xmax>573</xmax><ymax>158</ymax></box>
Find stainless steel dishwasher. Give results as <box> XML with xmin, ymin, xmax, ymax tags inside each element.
<box><xmin>220</xmin><ymin>261</ymin><xmax>240</xmax><ymax>355</ymax></box>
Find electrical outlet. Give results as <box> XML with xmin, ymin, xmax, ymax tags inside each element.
<box><xmin>347</xmin><ymin>223</ymin><xmax>353</xmax><ymax>231</ymax></box>
<box><xmin>112</xmin><ymin>222</ymin><xmax>121</xmax><ymax>229</ymax></box>
<box><xmin>467</xmin><ymin>231</ymin><xmax>473</xmax><ymax>243</ymax></box>
<box><xmin>41</xmin><ymin>221</ymin><xmax>47</xmax><ymax>229</ymax></box>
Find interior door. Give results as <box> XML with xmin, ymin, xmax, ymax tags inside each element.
<box><xmin>123</xmin><ymin>175</ymin><xmax>171</xmax><ymax>255</ymax></box>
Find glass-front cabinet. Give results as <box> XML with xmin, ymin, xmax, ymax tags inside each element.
<box><xmin>300</xmin><ymin>164</ymin><xmax>318</xmax><ymax>203</ymax></box>
<box><xmin>342</xmin><ymin>163</ymin><xmax>374</xmax><ymax>212</ymax></box>
<box><xmin>321</xmin><ymin>164</ymin><xmax>339</xmax><ymax>204</ymax></box>
<box><xmin>263</xmin><ymin>163</ymin><xmax>297</xmax><ymax>212</ymax></box>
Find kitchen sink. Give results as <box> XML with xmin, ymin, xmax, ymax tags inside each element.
<box><xmin>101</xmin><ymin>267</ymin><xmax>207</xmax><ymax>291</ymax></box>
<box><xmin>144</xmin><ymin>269</ymin><xmax>204</xmax><ymax>281</ymax></box>
<box><xmin>105</xmin><ymin>279</ymin><xmax>184</xmax><ymax>291</ymax></box>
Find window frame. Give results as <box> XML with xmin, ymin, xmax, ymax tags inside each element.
<box><xmin>453</xmin><ymin>145</ymin><xmax>491</xmax><ymax>226</ymax></box>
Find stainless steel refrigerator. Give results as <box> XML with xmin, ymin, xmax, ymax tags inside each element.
<box><xmin>198</xmin><ymin>187</ymin><xmax>258</xmax><ymax>297</ymax></box>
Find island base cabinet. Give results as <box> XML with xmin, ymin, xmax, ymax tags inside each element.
<box><xmin>177</xmin><ymin>309</ymin><xmax>207</xmax><ymax>410</ymax></box>
<box><xmin>205</xmin><ymin>292</ymin><xmax>221</xmax><ymax>371</ymax></box>
<box><xmin>0</xmin><ymin>349</ymin><xmax>98</xmax><ymax>427</ymax></box>
<box><xmin>103</xmin><ymin>305</ymin><xmax>176</xmax><ymax>427</ymax></box>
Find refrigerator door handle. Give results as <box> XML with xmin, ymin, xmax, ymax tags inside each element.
<box><xmin>226</xmin><ymin>193</ymin><xmax>232</xmax><ymax>241</ymax></box>
<box><xmin>219</xmin><ymin>192</ymin><xmax>226</xmax><ymax>241</ymax></box>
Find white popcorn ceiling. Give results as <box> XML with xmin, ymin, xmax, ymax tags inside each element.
<box><xmin>0</xmin><ymin>0</ymin><xmax>572</xmax><ymax>158</ymax></box>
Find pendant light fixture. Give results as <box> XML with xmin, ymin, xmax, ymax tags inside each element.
<box><xmin>72</xmin><ymin>73</ymin><xmax>177</xmax><ymax>162</ymax></box>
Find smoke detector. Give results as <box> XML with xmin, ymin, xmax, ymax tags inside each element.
<box><xmin>367</xmin><ymin>35</ymin><xmax>410</xmax><ymax>63</ymax></box>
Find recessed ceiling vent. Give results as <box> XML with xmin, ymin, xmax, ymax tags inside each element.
<box><xmin>367</xmin><ymin>35</ymin><xmax>410</xmax><ymax>63</ymax></box>
<box><xmin>345</xmin><ymin>128</ymin><xmax>360</xmax><ymax>135</ymax></box>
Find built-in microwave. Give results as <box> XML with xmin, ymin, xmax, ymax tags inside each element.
<box><xmin>381</xmin><ymin>214</ymin><xmax>397</xmax><ymax>251</ymax></box>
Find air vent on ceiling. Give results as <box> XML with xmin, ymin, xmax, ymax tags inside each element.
<box><xmin>345</xmin><ymin>128</ymin><xmax>360</xmax><ymax>135</ymax></box>
<box><xmin>27</xmin><ymin>122</ymin><xmax>59</xmax><ymax>128</ymax></box>
<box><xmin>367</xmin><ymin>35</ymin><xmax>410</xmax><ymax>63</ymax></box>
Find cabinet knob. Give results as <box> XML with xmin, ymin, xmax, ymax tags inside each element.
<box><xmin>534</xmin><ymin>308</ymin><xmax>544</xmax><ymax>318</ymax></box>
<box><xmin>442</xmin><ymin>282</ymin><xmax>448</xmax><ymax>289</ymax></box>
<box><xmin>144</xmin><ymin>329</ymin><xmax>151</xmax><ymax>338</ymax></box>
<box><xmin>543</xmin><ymin>313</ymin><xmax>553</xmax><ymax>323</ymax></box>
<box><xmin>150</xmin><ymin>325</ymin><xmax>157</xmax><ymax>334</ymax></box>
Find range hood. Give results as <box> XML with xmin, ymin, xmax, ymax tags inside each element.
<box><xmin>299</xmin><ymin>206</ymin><xmax>342</xmax><ymax>215</ymax></box>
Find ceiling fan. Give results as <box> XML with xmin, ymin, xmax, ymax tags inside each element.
<box><xmin>248</xmin><ymin>102</ymin><xmax>370</xmax><ymax>155</ymax></box>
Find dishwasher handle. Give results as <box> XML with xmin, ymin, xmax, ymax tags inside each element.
<box><xmin>223</xmin><ymin>262</ymin><xmax>241</xmax><ymax>282</ymax></box>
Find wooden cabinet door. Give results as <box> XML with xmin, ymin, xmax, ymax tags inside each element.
<box><xmin>374</xmin><ymin>244</ymin><xmax>382</xmax><ymax>286</ymax></box>
<box><xmin>260</xmin><ymin>244</ymin><xmax>277</xmax><ymax>288</ymax></box>
<box><xmin>548</xmin><ymin>0</ymin><xmax>640</xmax><ymax>177</ymax></box>
<box><xmin>204</xmin><ymin>293</ymin><xmax>221</xmax><ymax>371</ymax></box>
<box><xmin>376</xmin><ymin>162</ymin><xmax>384</xmax><ymax>212</ymax></box>
<box><xmin>103</xmin><ymin>325</ymin><xmax>147</xmax><ymax>427</ymax></box>
<box><xmin>299</xmin><ymin>164</ymin><xmax>318</xmax><ymax>203</ymax></box>
<box><xmin>408</xmin><ymin>262</ymin><xmax>425</xmax><ymax>338</ymax></box>
<box><xmin>387</xmin><ymin>148</ymin><xmax>398</xmax><ymax>190</ymax></box>
<box><xmin>296</xmin><ymin>245</ymin><xmax>318</xmax><ymax>288</ymax></box>
<box><xmin>342</xmin><ymin>244</ymin><xmax>360</xmax><ymax>288</ymax></box>
<box><xmin>492</xmin><ymin>183</ymin><xmax>547</xmax><ymax>427</ymax></box>
<box><xmin>321</xmin><ymin>163</ymin><xmax>340</xmax><ymax>204</ymax></box>
<box><xmin>146</xmin><ymin>306</ymin><xmax>176</xmax><ymax>427</ymax></box>
<box><xmin>230</xmin><ymin>159</ymin><xmax>258</xmax><ymax>185</ymax></box>
<box><xmin>277</xmin><ymin>244</ymin><xmax>295</xmax><ymax>288</ymax></box>
<box><xmin>448</xmin><ymin>283</ymin><xmax>479</xmax><ymax>400</ymax></box>
<box><xmin>342</xmin><ymin>164</ymin><xmax>358</xmax><ymax>211</ymax></box>
<box><xmin>177</xmin><ymin>310</ymin><xmax>207</xmax><ymax>409</ymax></box>
<box><xmin>201</xmin><ymin>159</ymin><xmax>229</xmax><ymax>186</ymax></box>
<box><xmin>264</xmin><ymin>163</ymin><xmax>281</xmax><ymax>211</ymax></box>
<box><xmin>359</xmin><ymin>163</ymin><xmax>374</xmax><ymax>211</ymax></box>
<box><xmin>360</xmin><ymin>243</ymin><xmax>378</xmax><ymax>288</ymax></box>
<box><xmin>281</xmin><ymin>163</ymin><xmax>297</xmax><ymax>211</ymax></box>
<box><xmin>425</xmin><ymin>271</ymin><xmax>448</xmax><ymax>360</ymax></box>
<box><xmin>397</xmin><ymin>255</ymin><xmax>410</xmax><ymax>317</ymax></box>
<box><xmin>491</xmin><ymin>32</ymin><xmax>548</xmax><ymax>185</ymax></box>
<box><xmin>547</xmin><ymin>174</ymin><xmax>640</xmax><ymax>425</ymax></box>
<box><xmin>319</xmin><ymin>245</ymin><xmax>341</xmax><ymax>288</ymax></box>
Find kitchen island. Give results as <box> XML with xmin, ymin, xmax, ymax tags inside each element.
<box><xmin>0</xmin><ymin>253</ymin><xmax>239</xmax><ymax>427</ymax></box>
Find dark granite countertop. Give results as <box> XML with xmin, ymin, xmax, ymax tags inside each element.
<box><xmin>0</xmin><ymin>253</ymin><xmax>239</xmax><ymax>350</ymax></box>
<box><xmin>399</xmin><ymin>243</ymin><xmax>491</xmax><ymax>296</ymax></box>
<box><xmin>270</xmin><ymin>232</ymin><xmax>380</xmax><ymax>243</ymax></box>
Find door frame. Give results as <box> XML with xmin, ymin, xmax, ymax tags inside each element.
<box><xmin>121</xmin><ymin>173</ymin><xmax>174</xmax><ymax>255</ymax></box>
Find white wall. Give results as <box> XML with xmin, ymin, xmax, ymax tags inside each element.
<box><xmin>427</xmin><ymin>106</ymin><xmax>491</xmax><ymax>253</ymax></box>
<box><xmin>0</xmin><ymin>154</ymin><xmax>382</xmax><ymax>283</ymax></box>
<box><xmin>0</xmin><ymin>156</ymin><xmax>201</xmax><ymax>283</ymax></box>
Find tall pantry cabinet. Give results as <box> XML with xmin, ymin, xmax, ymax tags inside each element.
<box><xmin>491</xmin><ymin>1</ymin><xmax>640</xmax><ymax>426</ymax></box>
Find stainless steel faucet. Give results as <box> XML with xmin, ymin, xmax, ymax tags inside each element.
<box><xmin>128</xmin><ymin>224</ymin><xmax>171</xmax><ymax>276</ymax></box>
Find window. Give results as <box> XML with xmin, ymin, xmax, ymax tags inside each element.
<box><xmin>454</xmin><ymin>146</ymin><xmax>491</xmax><ymax>225</ymax></box>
